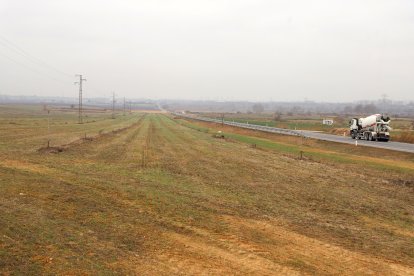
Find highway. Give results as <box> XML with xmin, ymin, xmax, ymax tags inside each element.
<box><xmin>299</xmin><ymin>130</ymin><xmax>414</xmax><ymax>154</ymax></box>
<box><xmin>173</xmin><ymin>113</ymin><xmax>414</xmax><ymax>154</ymax></box>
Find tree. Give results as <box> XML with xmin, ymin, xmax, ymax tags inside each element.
<box><xmin>290</xmin><ymin>106</ymin><xmax>303</xmax><ymax>115</ymax></box>
<box><xmin>273</xmin><ymin>112</ymin><xmax>282</xmax><ymax>121</ymax></box>
<box><xmin>252</xmin><ymin>103</ymin><xmax>264</xmax><ymax>114</ymax></box>
<box><xmin>354</xmin><ymin>104</ymin><xmax>364</xmax><ymax>114</ymax></box>
<box><xmin>343</xmin><ymin>105</ymin><xmax>352</xmax><ymax>114</ymax></box>
<box><xmin>364</xmin><ymin>104</ymin><xmax>378</xmax><ymax>114</ymax></box>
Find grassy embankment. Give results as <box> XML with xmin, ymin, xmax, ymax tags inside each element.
<box><xmin>202</xmin><ymin>112</ymin><xmax>414</xmax><ymax>143</ymax></box>
<box><xmin>176</xmin><ymin>116</ymin><xmax>414</xmax><ymax>173</ymax></box>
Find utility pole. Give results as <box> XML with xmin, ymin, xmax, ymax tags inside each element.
<box><xmin>47</xmin><ymin>109</ymin><xmax>50</xmax><ymax>147</ymax></box>
<box><xmin>75</xmin><ymin>74</ymin><xmax>86</xmax><ymax>124</ymax></box>
<box><xmin>112</xmin><ymin>92</ymin><xmax>116</xmax><ymax>119</ymax></box>
<box><xmin>123</xmin><ymin>97</ymin><xmax>126</xmax><ymax>116</ymax></box>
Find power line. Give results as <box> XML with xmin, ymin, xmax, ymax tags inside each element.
<box><xmin>0</xmin><ymin>50</ymin><xmax>71</xmax><ymax>87</ymax></box>
<box><xmin>0</xmin><ymin>35</ymin><xmax>109</xmax><ymax>101</ymax></box>
<box><xmin>75</xmin><ymin>75</ymin><xmax>86</xmax><ymax>124</ymax></box>
<box><xmin>0</xmin><ymin>35</ymin><xmax>108</xmax><ymax>99</ymax></box>
<box><xmin>0</xmin><ymin>35</ymin><xmax>72</xmax><ymax>78</ymax></box>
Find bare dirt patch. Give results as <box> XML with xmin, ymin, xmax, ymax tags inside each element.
<box><xmin>221</xmin><ymin>216</ymin><xmax>414</xmax><ymax>275</ymax></box>
<box><xmin>37</xmin><ymin>146</ymin><xmax>65</xmax><ymax>154</ymax></box>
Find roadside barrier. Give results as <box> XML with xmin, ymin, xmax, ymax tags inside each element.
<box><xmin>172</xmin><ymin>113</ymin><xmax>302</xmax><ymax>137</ymax></box>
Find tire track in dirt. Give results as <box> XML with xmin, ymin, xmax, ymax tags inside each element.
<box><xmin>147</xmin><ymin>115</ymin><xmax>214</xmax><ymax>172</ymax></box>
<box><xmin>157</xmin><ymin>115</ymin><xmax>288</xmax><ymax>188</ymax></box>
<box><xmin>151</xmin><ymin>115</ymin><xmax>254</xmax><ymax>177</ymax></box>
<box><xmin>81</xmin><ymin>114</ymin><xmax>148</xmax><ymax>161</ymax></box>
<box><xmin>155</xmin><ymin>215</ymin><xmax>414</xmax><ymax>276</ymax></box>
<box><xmin>221</xmin><ymin>216</ymin><xmax>414</xmax><ymax>275</ymax></box>
<box><xmin>118</xmin><ymin>114</ymin><xmax>152</xmax><ymax>165</ymax></box>
<box><xmin>163</xmin><ymin>232</ymin><xmax>301</xmax><ymax>276</ymax></box>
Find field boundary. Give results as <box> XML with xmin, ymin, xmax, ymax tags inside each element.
<box><xmin>38</xmin><ymin>114</ymin><xmax>147</xmax><ymax>153</ymax></box>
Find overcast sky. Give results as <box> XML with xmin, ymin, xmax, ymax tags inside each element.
<box><xmin>0</xmin><ymin>0</ymin><xmax>413</xmax><ymax>102</ymax></box>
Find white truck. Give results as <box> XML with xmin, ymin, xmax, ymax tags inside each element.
<box><xmin>349</xmin><ymin>114</ymin><xmax>391</xmax><ymax>142</ymax></box>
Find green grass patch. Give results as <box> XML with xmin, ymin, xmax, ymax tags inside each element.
<box><xmin>176</xmin><ymin>117</ymin><xmax>414</xmax><ymax>174</ymax></box>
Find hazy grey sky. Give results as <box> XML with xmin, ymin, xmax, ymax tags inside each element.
<box><xmin>0</xmin><ymin>0</ymin><xmax>413</xmax><ymax>102</ymax></box>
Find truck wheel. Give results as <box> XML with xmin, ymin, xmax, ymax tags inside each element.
<box><xmin>351</xmin><ymin>132</ymin><xmax>356</xmax><ymax>139</ymax></box>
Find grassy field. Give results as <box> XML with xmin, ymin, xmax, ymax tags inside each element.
<box><xmin>1</xmin><ymin>105</ymin><xmax>414</xmax><ymax>275</ymax></box>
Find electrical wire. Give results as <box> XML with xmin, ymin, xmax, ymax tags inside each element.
<box><xmin>0</xmin><ymin>50</ymin><xmax>71</xmax><ymax>87</ymax></box>
<box><xmin>0</xmin><ymin>34</ymin><xmax>73</xmax><ymax>79</ymax></box>
<box><xmin>0</xmin><ymin>35</ymin><xmax>106</xmax><ymax>97</ymax></box>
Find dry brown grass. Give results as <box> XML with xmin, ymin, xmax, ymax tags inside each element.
<box><xmin>181</xmin><ymin>117</ymin><xmax>414</xmax><ymax>163</ymax></box>
<box><xmin>329</xmin><ymin>127</ymin><xmax>348</xmax><ymax>135</ymax></box>
<box><xmin>0</xmin><ymin>110</ymin><xmax>413</xmax><ymax>275</ymax></box>
<box><xmin>394</xmin><ymin>132</ymin><xmax>414</xmax><ymax>143</ymax></box>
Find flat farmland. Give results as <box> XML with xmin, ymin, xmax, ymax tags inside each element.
<box><xmin>1</xmin><ymin>105</ymin><xmax>414</xmax><ymax>275</ymax></box>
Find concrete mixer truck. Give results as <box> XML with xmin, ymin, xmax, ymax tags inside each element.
<box><xmin>349</xmin><ymin>114</ymin><xmax>391</xmax><ymax>142</ymax></box>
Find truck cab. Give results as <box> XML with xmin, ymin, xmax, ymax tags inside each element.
<box><xmin>349</xmin><ymin>115</ymin><xmax>390</xmax><ymax>142</ymax></box>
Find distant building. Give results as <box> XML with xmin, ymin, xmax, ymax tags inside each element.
<box><xmin>322</xmin><ymin>119</ymin><xmax>334</xmax><ymax>125</ymax></box>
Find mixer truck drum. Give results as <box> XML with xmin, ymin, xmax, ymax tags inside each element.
<box><xmin>381</xmin><ymin>115</ymin><xmax>390</xmax><ymax>122</ymax></box>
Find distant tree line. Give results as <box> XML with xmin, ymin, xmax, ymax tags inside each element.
<box><xmin>342</xmin><ymin>104</ymin><xmax>378</xmax><ymax>115</ymax></box>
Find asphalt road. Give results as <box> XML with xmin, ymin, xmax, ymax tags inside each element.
<box><xmin>299</xmin><ymin>130</ymin><xmax>414</xmax><ymax>154</ymax></box>
<box><xmin>174</xmin><ymin>113</ymin><xmax>414</xmax><ymax>154</ymax></box>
